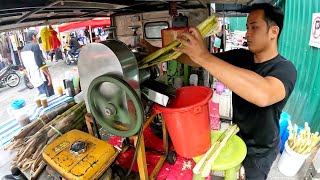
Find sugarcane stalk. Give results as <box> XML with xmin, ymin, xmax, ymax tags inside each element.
<box><xmin>301</xmin><ymin>136</ymin><xmax>320</xmax><ymax>154</ymax></box>
<box><xmin>17</xmin><ymin>159</ymin><xmax>27</xmax><ymax>169</ymax></box>
<box><xmin>193</xmin><ymin>125</ymin><xmax>239</xmax><ymax>177</ymax></box>
<box><xmin>74</xmin><ymin>118</ymin><xmax>85</xmax><ymax>130</ymax></box>
<box><xmin>16</xmin><ymin>139</ymin><xmax>37</xmax><ymax>162</ymax></box>
<box><xmin>9</xmin><ymin>102</ymin><xmax>86</xmax><ymax>173</ymax></box>
<box><xmin>30</xmin><ymin>161</ymin><xmax>46</xmax><ymax>180</ymax></box>
<box><xmin>32</xmin><ymin>142</ymin><xmax>46</xmax><ymax>160</ymax></box>
<box><xmin>32</xmin><ymin>147</ymin><xmax>46</xmax><ymax>172</ymax></box>
<box><xmin>139</xmin><ymin>16</ymin><xmax>219</xmax><ymax>69</ymax></box>
<box><xmin>201</xmin><ymin>125</ymin><xmax>239</xmax><ymax>177</ymax></box>
<box><xmin>139</xmin><ymin>41</ymin><xmax>181</xmax><ymax>66</ymax></box>
<box><xmin>298</xmin><ymin>139</ymin><xmax>311</xmax><ymax>154</ymax></box>
<box><xmin>47</xmin><ymin>134</ymin><xmax>59</xmax><ymax>145</ymax></box>
<box><xmin>13</xmin><ymin>101</ymin><xmax>75</xmax><ymax>141</ymax></box>
<box><xmin>47</xmin><ymin>106</ymin><xmax>86</xmax><ymax>137</ymax></box>
<box><xmin>193</xmin><ymin>129</ymin><xmax>227</xmax><ymax>174</ymax></box>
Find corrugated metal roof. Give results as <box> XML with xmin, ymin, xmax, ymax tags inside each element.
<box><xmin>277</xmin><ymin>0</ymin><xmax>320</xmax><ymax>131</ymax></box>
<box><xmin>0</xmin><ymin>0</ymin><xmax>272</xmax><ymax>32</ymax></box>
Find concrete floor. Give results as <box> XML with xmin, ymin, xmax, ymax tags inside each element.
<box><xmin>0</xmin><ymin>60</ymin><xmax>76</xmax><ymax>124</ymax></box>
<box><xmin>0</xmin><ymin>59</ymin><xmax>76</xmax><ymax>179</ymax></box>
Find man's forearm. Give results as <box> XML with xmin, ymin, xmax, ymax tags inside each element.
<box><xmin>201</xmin><ymin>55</ymin><xmax>284</xmax><ymax>107</ymax></box>
<box><xmin>41</xmin><ymin>67</ymin><xmax>52</xmax><ymax>82</ymax></box>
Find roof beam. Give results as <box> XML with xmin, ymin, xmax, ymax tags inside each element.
<box><xmin>16</xmin><ymin>0</ymin><xmax>62</xmax><ymax>23</ymax></box>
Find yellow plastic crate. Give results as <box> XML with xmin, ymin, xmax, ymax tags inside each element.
<box><xmin>42</xmin><ymin>129</ymin><xmax>117</xmax><ymax>180</ymax></box>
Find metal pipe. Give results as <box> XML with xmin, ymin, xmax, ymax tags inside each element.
<box><xmin>89</xmin><ymin>25</ymin><xmax>93</xmax><ymax>43</ymax></box>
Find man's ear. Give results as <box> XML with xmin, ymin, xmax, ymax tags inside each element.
<box><xmin>270</xmin><ymin>26</ymin><xmax>280</xmax><ymax>40</ymax></box>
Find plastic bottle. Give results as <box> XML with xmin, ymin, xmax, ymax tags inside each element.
<box><xmin>9</xmin><ymin>100</ymin><xmax>30</xmax><ymax>127</ymax></box>
<box><xmin>209</xmin><ymin>91</ymin><xmax>220</xmax><ymax>130</ymax></box>
<box><xmin>189</xmin><ymin>74</ymin><xmax>198</xmax><ymax>86</ymax></box>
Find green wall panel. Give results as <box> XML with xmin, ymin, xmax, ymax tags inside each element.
<box><xmin>276</xmin><ymin>0</ymin><xmax>320</xmax><ymax>131</ymax></box>
<box><xmin>229</xmin><ymin>17</ymin><xmax>247</xmax><ymax>32</ymax></box>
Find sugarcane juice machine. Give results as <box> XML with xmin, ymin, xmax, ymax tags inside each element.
<box><xmin>76</xmin><ymin>40</ymin><xmax>173</xmax><ymax>179</ymax></box>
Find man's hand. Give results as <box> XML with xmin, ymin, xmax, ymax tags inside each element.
<box><xmin>47</xmin><ymin>77</ymin><xmax>52</xmax><ymax>86</ymax></box>
<box><xmin>41</xmin><ymin>67</ymin><xmax>52</xmax><ymax>86</ymax></box>
<box><xmin>174</xmin><ymin>27</ymin><xmax>212</xmax><ymax>66</ymax></box>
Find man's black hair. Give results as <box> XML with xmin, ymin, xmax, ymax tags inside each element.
<box><xmin>251</xmin><ymin>3</ymin><xmax>284</xmax><ymax>39</ymax></box>
<box><xmin>26</xmin><ymin>30</ymin><xmax>38</xmax><ymax>42</ymax></box>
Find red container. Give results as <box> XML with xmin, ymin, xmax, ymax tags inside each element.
<box><xmin>154</xmin><ymin>86</ymin><xmax>212</xmax><ymax>158</ymax></box>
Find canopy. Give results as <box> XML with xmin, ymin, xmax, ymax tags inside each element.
<box><xmin>58</xmin><ymin>18</ymin><xmax>111</xmax><ymax>32</ymax></box>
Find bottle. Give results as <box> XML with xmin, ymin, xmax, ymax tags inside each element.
<box><xmin>189</xmin><ymin>74</ymin><xmax>198</xmax><ymax>86</ymax></box>
<box><xmin>9</xmin><ymin>100</ymin><xmax>30</xmax><ymax>127</ymax></box>
<box><xmin>209</xmin><ymin>91</ymin><xmax>220</xmax><ymax>130</ymax></box>
<box><xmin>64</xmin><ymin>79</ymin><xmax>74</xmax><ymax>97</ymax></box>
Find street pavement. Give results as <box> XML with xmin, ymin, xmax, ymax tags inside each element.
<box><xmin>0</xmin><ymin>60</ymin><xmax>76</xmax><ymax>124</ymax></box>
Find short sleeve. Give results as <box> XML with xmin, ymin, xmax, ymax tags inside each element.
<box><xmin>267</xmin><ymin>60</ymin><xmax>297</xmax><ymax>98</ymax></box>
<box><xmin>213</xmin><ymin>49</ymin><xmax>253</xmax><ymax>67</ymax></box>
<box><xmin>31</xmin><ymin>44</ymin><xmax>47</xmax><ymax>69</ymax></box>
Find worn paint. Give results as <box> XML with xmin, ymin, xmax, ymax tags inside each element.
<box><xmin>42</xmin><ymin>130</ymin><xmax>117</xmax><ymax>179</ymax></box>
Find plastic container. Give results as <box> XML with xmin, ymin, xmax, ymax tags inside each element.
<box><xmin>209</xmin><ymin>91</ymin><xmax>220</xmax><ymax>130</ymax></box>
<box><xmin>189</xmin><ymin>74</ymin><xmax>198</xmax><ymax>86</ymax></box>
<box><xmin>278</xmin><ymin>141</ymin><xmax>310</xmax><ymax>176</ymax></box>
<box><xmin>9</xmin><ymin>100</ymin><xmax>30</xmax><ymax>126</ymax></box>
<box><xmin>153</xmin><ymin>86</ymin><xmax>212</xmax><ymax>158</ymax></box>
<box><xmin>279</xmin><ymin>112</ymin><xmax>291</xmax><ymax>138</ymax></box>
<box><xmin>215</xmin><ymin>82</ymin><xmax>225</xmax><ymax>94</ymax></box>
<box><xmin>279</xmin><ymin>112</ymin><xmax>290</xmax><ymax>153</ymax></box>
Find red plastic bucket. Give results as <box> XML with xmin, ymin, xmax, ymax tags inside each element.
<box><xmin>154</xmin><ymin>86</ymin><xmax>212</xmax><ymax>158</ymax></box>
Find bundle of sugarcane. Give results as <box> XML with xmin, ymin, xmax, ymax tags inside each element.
<box><xmin>287</xmin><ymin>121</ymin><xmax>320</xmax><ymax>155</ymax></box>
<box><xmin>5</xmin><ymin>101</ymin><xmax>75</xmax><ymax>151</ymax></box>
<box><xmin>9</xmin><ymin>102</ymin><xmax>87</xmax><ymax>179</ymax></box>
<box><xmin>138</xmin><ymin>16</ymin><xmax>220</xmax><ymax>69</ymax></box>
<box><xmin>193</xmin><ymin>124</ymin><xmax>240</xmax><ymax>177</ymax></box>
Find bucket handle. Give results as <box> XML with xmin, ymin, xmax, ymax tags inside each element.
<box><xmin>193</xmin><ymin>106</ymin><xmax>202</xmax><ymax>114</ymax></box>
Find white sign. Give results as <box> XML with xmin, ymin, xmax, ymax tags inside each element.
<box><xmin>309</xmin><ymin>13</ymin><xmax>320</xmax><ymax>48</ymax></box>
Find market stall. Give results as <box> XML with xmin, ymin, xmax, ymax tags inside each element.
<box><xmin>0</xmin><ymin>16</ymin><xmax>245</xmax><ymax>180</ymax></box>
<box><xmin>58</xmin><ymin>17</ymin><xmax>111</xmax><ymax>43</ymax></box>
<box><xmin>1</xmin><ymin>1</ymin><xmax>320</xmax><ymax>180</ymax></box>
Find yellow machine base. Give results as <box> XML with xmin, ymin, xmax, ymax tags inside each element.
<box><xmin>42</xmin><ymin>129</ymin><xmax>117</xmax><ymax>180</ymax></box>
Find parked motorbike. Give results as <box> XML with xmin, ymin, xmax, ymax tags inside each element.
<box><xmin>65</xmin><ymin>48</ymin><xmax>81</xmax><ymax>65</ymax></box>
<box><xmin>0</xmin><ymin>64</ymin><xmax>20</xmax><ymax>88</ymax></box>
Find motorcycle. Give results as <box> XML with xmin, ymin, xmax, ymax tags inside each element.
<box><xmin>64</xmin><ymin>47</ymin><xmax>81</xmax><ymax>65</ymax></box>
<box><xmin>0</xmin><ymin>64</ymin><xmax>20</xmax><ymax>88</ymax></box>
